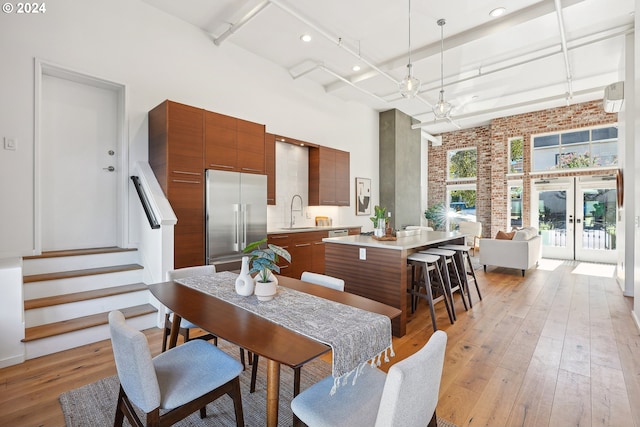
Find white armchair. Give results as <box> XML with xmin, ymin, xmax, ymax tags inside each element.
<box><xmin>458</xmin><ymin>221</ymin><xmax>482</xmax><ymax>256</ymax></box>
<box><xmin>479</xmin><ymin>227</ymin><xmax>542</xmax><ymax>276</ymax></box>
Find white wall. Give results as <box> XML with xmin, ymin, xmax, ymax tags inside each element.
<box><xmin>267</xmin><ymin>141</ymin><xmax>374</xmax><ymax>231</ymax></box>
<box><xmin>0</xmin><ymin>258</ymin><xmax>24</xmax><ymax>367</ymax></box>
<box><xmin>0</xmin><ymin>0</ymin><xmax>379</xmax><ymax>364</ymax></box>
<box><xmin>634</xmin><ymin>0</ymin><xmax>640</xmax><ymax>328</ymax></box>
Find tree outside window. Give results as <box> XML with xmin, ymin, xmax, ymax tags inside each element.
<box><xmin>509</xmin><ymin>138</ymin><xmax>524</xmax><ymax>173</ymax></box>
<box><xmin>448</xmin><ymin>148</ymin><xmax>477</xmax><ymax>180</ymax></box>
<box><xmin>532</xmin><ymin>126</ymin><xmax>618</xmax><ymax>172</ymax></box>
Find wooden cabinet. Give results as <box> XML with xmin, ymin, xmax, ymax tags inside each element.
<box><xmin>204</xmin><ymin>111</ymin><xmax>265</xmax><ymax>174</ymax></box>
<box><xmin>149</xmin><ymin>100</ymin><xmax>205</xmax><ymax>269</ymax></box>
<box><xmin>149</xmin><ymin>100</ymin><xmax>268</xmax><ymax>268</ymax></box>
<box><xmin>267</xmin><ymin>233</ymin><xmax>293</xmax><ymax>277</ymax></box>
<box><xmin>308</xmin><ymin>146</ymin><xmax>350</xmax><ymax>206</ymax></box>
<box><xmin>334</xmin><ymin>149</ymin><xmax>350</xmax><ymax>205</ymax></box>
<box><xmin>268</xmin><ymin>230</ymin><xmax>329</xmax><ymax>278</ymax></box>
<box><xmin>265</xmin><ymin>133</ymin><xmax>276</xmax><ymax>205</ymax></box>
<box><xmin>348</xmin><ymin>227</ymin><xmax>362</xmax><ymax>236</ymax></box>
<box><xmin>311</xmin><ymin>237</ymin><xmax>326</xmax><ymax>273</ymax></box>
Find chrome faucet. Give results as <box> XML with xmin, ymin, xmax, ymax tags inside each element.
<box><xmin>290</xmin><ymin>194</ymin><xmax>303</xmax><ymax>228</ymax></box>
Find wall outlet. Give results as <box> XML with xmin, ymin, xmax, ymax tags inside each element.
<box><xmin>359</xmin><ymin>248</ymin><xmax>366</xmax><ymax>260</ymax></box>
<box><xmin>4</xmin><ymin>137</ymin><xmax>17</xmax><ymax>151</ymax></box>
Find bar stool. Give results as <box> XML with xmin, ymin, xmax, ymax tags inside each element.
<box><xmin>440</xmin><ymin>244</ymin><xmax>482</xmax><ymax>305</ymax></box>
<box><xmin>420</xmin><ymin>248</ymin><xmax>468</xmax><ymax>320</ymax></box>
<box><xmin>406</xmin><ymin>253</ymin><xmax>454</xmax><ymax>332</ymax></box>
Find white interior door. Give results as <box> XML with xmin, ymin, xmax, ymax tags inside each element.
<box><xmin>40</xmin><ymin>74</ymin><xmax>119</xmax><ymax>251</ymax></box>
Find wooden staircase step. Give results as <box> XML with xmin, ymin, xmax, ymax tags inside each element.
<box><xmin>22</xmin><ymin>304</ymin><xmax>157</xmax><ymax>342</ymax></box>
<box><xmin>23</xmin><ymin>264</ymin><xmax>143</xmax><ymax>283</ymax></box>
<box><xmin>24</xmin><ymin>283</ymin><xmax>149</xmax><ymax>310</ymax></box>
<box><xmin>23</xmin><ymin>246</ymin><xmax>136</xmax><ymax>260</ymax></box>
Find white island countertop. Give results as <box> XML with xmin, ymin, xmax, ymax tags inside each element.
<box><xmin>322</xmin><ymin>230</ymin><xmax>463</xmax><ymax>251</ymax></box>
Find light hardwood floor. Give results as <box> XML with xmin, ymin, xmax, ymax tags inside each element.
<box><xmin>0</xmin><ymin>260</ymin><xmax>638</xmax><ymax>427</ymax></box>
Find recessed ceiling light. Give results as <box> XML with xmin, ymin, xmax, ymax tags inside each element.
<box><xmin>300</xmin><ymin>34</ymin><xmax>312</xmax><ymax>42</ymax></box>
<box><xmin>352</xmin><ymin>65</ymin><xmax>361</xmax><ymax>72</ymax></box>
<box><xmin>489</xmin><ymin>7</ymin><xmax>506</xmax><ymax>17</ymax></box>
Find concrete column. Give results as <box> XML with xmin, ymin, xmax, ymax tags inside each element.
<box><xmin>379</xmin><ymin>109</ymin><xmax>422</xmax><ymax>230</ymax></box>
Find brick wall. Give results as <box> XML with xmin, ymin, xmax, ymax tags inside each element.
<box><xmin>427</xmin><ymin>100</ymin><xmax>618</xmax><ymax>238</ymax></box>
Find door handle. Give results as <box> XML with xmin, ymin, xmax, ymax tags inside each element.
<box><xmin>103</xmin><ymin>166</ymin><xmax>115</xmax><ymax>172</ymax></box>
<box><xmin>576</xmin><ymin>219</ymin><xmax>582</xmax><ymax>224</ymax></box>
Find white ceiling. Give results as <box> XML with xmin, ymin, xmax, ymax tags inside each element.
<box><xmin>141</xmin><ymin>0</ymin><xmax>634</xmax><ymax>136</ymax></box>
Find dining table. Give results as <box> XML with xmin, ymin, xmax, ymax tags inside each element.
<box><xmin>149</xmin><ymin>273</ymin><xmax>401</xmax><ymax>427</ymax></box>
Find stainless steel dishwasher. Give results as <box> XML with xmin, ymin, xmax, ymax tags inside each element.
<box><xmin>328</xmin><ymin>229</ymin><xmax>348</xmax><ymax>238</ymax></box>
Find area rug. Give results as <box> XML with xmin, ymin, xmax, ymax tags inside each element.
<box><xmin>60</xmin><ymin>342</ymin><xmax>457</xmax><ymax>427</ymax></box>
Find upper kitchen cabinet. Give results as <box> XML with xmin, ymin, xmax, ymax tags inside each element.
<box><xmin>265</xmin><ymin>133</ymin><xmax>276</xmax><ymax>205</ymax></box>
<box><xmin>308</xmin><ymin>146</ymin><xmax>350</xmax><ymax>206</ymax></box>
<box><xmin>148</xmin><ymin>100</ymin><xmax>205</xmax><ymax>268</ymax></box>
<box><xmin>204</xmin><ymin>111</ymin><xmax>266</xmax><ymax>174</ymax></box>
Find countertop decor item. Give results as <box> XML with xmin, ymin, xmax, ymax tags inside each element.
<box><xmin>243</xmin><ymin>238</ymin><xmax>291</xmax><ymax>301</ymax></box>
<box><xmin>370</xmin><ymin>205</ymin><xmax>387</xmax><ymax>237</ymax></box>
<box><xmin>235</xmin><ymin>256</ymin><xmax>255</xmax><ymax>296</ymax></box>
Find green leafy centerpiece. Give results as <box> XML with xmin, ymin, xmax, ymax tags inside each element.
<box><xmin>242</xmin><ymin>238</ymin><xmax>291</xmax><ymax>301</ymax></box>
<box><xmin>370</xmin><ymin>205</ymin><xmax>387</xmax><ymax>237</ymax></box>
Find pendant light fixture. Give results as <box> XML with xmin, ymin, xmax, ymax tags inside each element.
<box><xmin>399</xmin><ymin>0</ymin><xmax>420</xmax><ymax>98</ymax></box>
<box><xmin>433</xmin><ymin>18</ymin><xmax>453</xmax><ymax>119</ymax></box>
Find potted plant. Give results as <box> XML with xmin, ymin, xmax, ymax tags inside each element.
<box><xmin>242</xmin><ymin>238</ymin><xmax>291</xmax><ymax>301</ymax></box>
<box><xmin>370</xmin><ymin>205</ymin><xmax>387</xmax><ymax>237</ymax></box>
<box><xmin>424</xmin><ymin>203</ymin><xmax>447</xmax><ymax>231</ymax></box>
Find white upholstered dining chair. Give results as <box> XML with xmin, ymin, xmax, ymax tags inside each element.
<box><xmin>250</xmin><ymin>272</ymin><xmax>345</xmax><ymax>397</ymax></box>
<box><xmin>162</xmin><ymin>265</ymin><xmax>218</xmax><ymax>352</ymax></box>
<box><xmin>457</xmin><ymin>221</ymin><xmax>482</xmax><ymax>256</ymax></box>
<box><xmin>300</xmin><ymin>271</ymin><xmax>345</xmax><ymax>291</ymax></box>
<box><xmin>165</xmin><ymin>265</ymin><xmax>252</xmax><ymax>369</ymax></box>
<box><xmin>291</xmin><ymin>330</ymin><xmax>447</xmax><ymax>427</ymax></box>
<box><xmin>108</xmin><ymin>310</ymin><xmax>245</xmax><ymax>427</ymax></box>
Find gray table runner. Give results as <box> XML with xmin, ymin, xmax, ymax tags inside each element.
<box><xmin>175</xmin><ymin>271</ymin><xmax>394</xmax><ymax>393</ymax></box>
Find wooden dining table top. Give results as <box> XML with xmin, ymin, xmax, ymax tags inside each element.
<box><xmin>149</xmin><ymin>274</ymin><xmax>402</xmax><ymax>369</ymax></box>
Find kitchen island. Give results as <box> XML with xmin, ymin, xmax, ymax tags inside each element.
<box><xmin>323</xmin><ymin>230</ymin><xmax>464</xmax><ymax>337</ymax></box>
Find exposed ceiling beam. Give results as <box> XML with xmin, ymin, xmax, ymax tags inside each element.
<box><xmin>212</xmin><ymin>0</ymin><xmax>271</xmax><ymax>46</ymax></box>
<box><xmin>553</xmin><ymin>0</ymin><xmax>574</xmax><ymax>99</ymax></box>
<box><xmin>411</xmin><ymin>86</ymin><xmax>605</xmax><ymax>130</ymax></box>
<box><xmin>325</xmin><ymin>0</ymin><xmax>587</xmax><ymax>93</ymax></box>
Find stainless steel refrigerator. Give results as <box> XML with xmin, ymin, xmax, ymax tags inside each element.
<box><xmin>205</xmin><ymin>170</ymin><xmax>267</xmax><ymax>270</ymax></box>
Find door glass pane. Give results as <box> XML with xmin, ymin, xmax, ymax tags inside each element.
<box><xmin>582</xmin><ymin>188</ymin><xmax>616</xmax><ymax>250</ymax></box>
<box><xmin>538</xmin><ymin>190</ymin><xmax>567</xmax><ymax>248</ymax></box>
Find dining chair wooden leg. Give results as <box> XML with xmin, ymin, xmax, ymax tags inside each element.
<box><xmin>231</xmin><ymin>377</ymin><xmax>245</xmax><ymax>427</ymax></box>
<box><xmin>250</xmin><ymin>355</ymin><xmax>259</xmax><ymax>393</ymax></box>
<box><xmin>293</xmin><ymin>367</ymin><xmax>301</xmax><ymax>396</ymax></box>
<box><xmin>428</xmin><ymin>411</ymin><xmax>438</xmax><ymax>427</ymax></box>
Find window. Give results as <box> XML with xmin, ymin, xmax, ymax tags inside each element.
<box><xmin>447</xmin><ymin>184</ymin><xmax>477</xmax><ymax>230</ymax></box>
<box><xmin>532</xmin><ymin>126</ymin><xmax>618</xmax><ymax>172</ymax></box>
<box><xmin>447</xmin><ymin>147</ymin><xmax>477</xmax><ymax>180</ymax></box>
<box><xmin>508</xmin><ymin>181</ymin><xmax>523</xmax><ymax>229</ymax></box>
<box><xmin>508</xmin><ymin>137</ymin><xmax>524</xmax><ymax>174</ymax></box>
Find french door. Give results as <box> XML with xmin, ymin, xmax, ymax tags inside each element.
<box><xmin>531</xmin><ymin>176</ymin><xmax>617</xmax><ymax>263</ymax></box>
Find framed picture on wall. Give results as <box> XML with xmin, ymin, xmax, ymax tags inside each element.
<box><xmin>355</xmin><ymin>177</ymin><xmax>371</xmax><ymax>216</ymax></box>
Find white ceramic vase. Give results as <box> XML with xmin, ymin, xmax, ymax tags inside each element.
<box><xmin>374</xmin><ymin>218</ymin><xmax>386</xmax><ymax>237</ymax></box>
<box><xmin>254</xmin><ymin>274</ymin><xmax>277</xmax><ymax>301</ymax></box>
<box><xmin>235</xmin><ymin>256</ymin><xmax>255</xmax><ymax>296</ymax></box>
